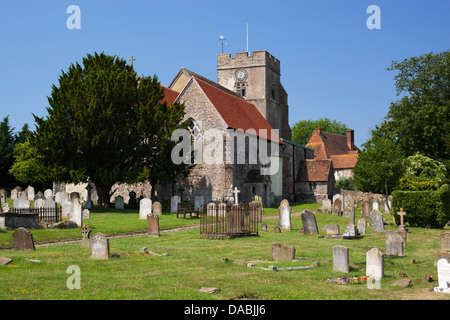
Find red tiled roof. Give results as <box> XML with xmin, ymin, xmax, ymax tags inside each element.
<box><xmin>330</xmin><ymin>154</ymin><xmax>359</xmax><ymax>169</ymax></box>
<box><xmin>297</xmin><ymin>159</ymin><xmax>332</xmax><ymax>182</ymax></box>
<box><xmin>161</xmin><ymin>85</ymin><xmax>179</xmax><ymax>106</ymax></box>
<box><xmin>306</xmin><ymin>129</ymin><xmax>360</xmax><ymax>160</ymax></box>
<box><xmin>194</xmin><ymin>77</ymin><xmax>283</xmax><ymax>144</ymax></box>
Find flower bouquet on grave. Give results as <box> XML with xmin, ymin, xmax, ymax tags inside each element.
<box><xmin>321</xmin><ymin>276</ymin><xmax>369</xmax><ymax>285</ymax></box>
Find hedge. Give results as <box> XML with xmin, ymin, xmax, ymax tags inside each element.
<box><xmin>392</xmin><ymin>184</ymin><xmax>450</xmax><ymax>229</ymax></box>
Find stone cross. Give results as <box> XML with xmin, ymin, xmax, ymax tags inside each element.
<box><xmin>348</xmin><ymin>200</ymin><xmax>358</xmax><ymax>225</ymax></box>
<box><xmin>80</xmin><ymin>224</ymin><xmax>91</xmax><ymax>248</ymax></box>
<box><xmin>231</xmin><ymin>187</ymin><xmax>240</xmax><ymax>205</ymax></box>
<box><xmin>398</xmin><ymin>208</ymin><xmax>406</xmax><ymax>227</ymax></box>
<box><xmin>128</xmin><ymin>56</ymin><xmax>136</xmax><ymax>66</ymax></box>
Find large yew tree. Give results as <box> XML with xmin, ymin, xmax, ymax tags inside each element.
<box><xmin>31</xmin><ymin>52</ymin><xmax>189</xmax><ymax>207</ymax></box>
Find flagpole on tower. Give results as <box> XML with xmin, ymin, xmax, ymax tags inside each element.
<box><xmin>246</xmin><ymin>23</ymin><xmax>249</xmax><ymax>53</ymax></box>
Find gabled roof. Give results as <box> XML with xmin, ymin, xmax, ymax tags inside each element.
<box><xmin>297</xmin><ymin>159</ymin><xmax>332</xmax><ymax>182</ymax></box>
<box><xmin>161</xmin><ymin>85</ymin><xmax>179</xmax><ymax>106</ymax></box>
<box><xmin>172</xmin><ymin>69</ymin><xmax>283</xmax><ymax>144</ymax></box>
<box><xmin>330</xmin><ymin>154</ymin><xmax>359</xmax><ymax>169</ymax></box>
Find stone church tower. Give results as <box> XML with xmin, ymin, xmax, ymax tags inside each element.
<box><xmin>217</xmin><ymin>51</ymin><xmax>292</xmax><ymax>141</ymax></box>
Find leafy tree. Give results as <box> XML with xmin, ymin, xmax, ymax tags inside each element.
<box><xmin>291</xmin><ymin>118</ymin><xmax>349</xmax><ymax>146</ymax></box>
<box><xmin>381</xmin><ymin>50</ymin><xmax>449</xmax><ymax>160</ymax></box>
<box><xmin>399</xmin><ymin>153</ymin><xmax>448</xmax><ymax>190</ymax></box>
<box><xmin>353</xmin><ymin>130</ymin><xmax>405</xmax><ymax>212</ymax></box>
<box><xmin>29</xmin><ymin>52</ymin><xmax>190</xmax><ymax>207</ymax></box>
<box><xmin>0</xmin><ymin>116</ymin><xmax>16</xmax><ymax>187</ymax></box>
<box><xmin>335</xmin><ymin>177</ymin><xmax>356</xmax><ymax>191</ymax></box>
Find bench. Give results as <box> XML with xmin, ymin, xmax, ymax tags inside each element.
<box><xmin>177</xmin><ymin>202</ymin><xmax>200</xmax><ymax>219</ymax></box>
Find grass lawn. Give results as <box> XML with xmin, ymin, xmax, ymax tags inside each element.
<box><xmin>0</xmin><ymin>201</ymin><xmax>449</xmax><ymax>301</ymax></box>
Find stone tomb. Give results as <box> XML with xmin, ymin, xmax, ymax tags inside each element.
<box><xmin>278</xmin><ymin>199</ymin><xmax>291</xmax><ymax>230</ymax></box>
<box><xmin>12</xmin><ymin>227</ymin><xmax>35</xmax><ymax>251</ymax></box>
<box><xmin>299</xmin><ymin>210</ymin><xmax>319</xmax><ymax>235</ymax></box>
<box><xmin>147</xmin><ymin>214</ymin><xmax>160</xmax><ymax>237</ymax></box>
<box><xmin>270</xmin><ymin>243</ymin><xmax>295</xmax><ymax>261</ymax></box>
<box><xmin>434</xmin><ymin>259</ymin><xmax>450</xmax><ymax>293</ymax></box>
<box><xmin>333</xmin><ymin>245</ymin><xmax>349</xmax><ymax>273</ymax></box>
<box><xmin>323</xmin><ymin>225</ymin><xmax>341</xmax><ymax>239</ymax></box>
<box><xmin>90</xmin><ymin>233</ymin><xmax>110</xmax><ymax>259</ymax></box>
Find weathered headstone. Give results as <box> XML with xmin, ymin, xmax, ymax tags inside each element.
<box><xmin>332</xmin><ymin>198</ymin><xmax>342</xmax><ymax>216</ymax></box>
<box><xmin>370</xmin><ymin>210</ymin><xmax>385</xmax><ymax>233</ymax></box>
<box><xmin>323</xmin><ymin>225</ymin><xmax>340</xmax><ymax>238</ymax></box>
<box><xmin>12</xmin><ymin>227</ymin><xmax>35</xmax><ymax>251</ymax></box>
<box><xmin>89</xmin><ymin>233</ymin><xmax>110</xmax><ymax>259</ymax></box>
<box><xmin>397</xmin><ymin>208</ymin><xmax>408</xmax><ymax>232</ymax></box>
<box><xmin>170</xmin><ymin>195</ymin><xmax>180</xmax><ymax>213</ymax></box>
<box><xmin>270</xmin><ymin>243</ymin><xmax>295</xmax><ymax>261</ymax></box>
<box><xmin>80</xmin><ymin>224</ymin><xmax>91</xmax><ymax>248</ymax></box>
<box><xmin>44</xmin><ymin>196</ymin><xmax>56</xmax><ymax>209</ymax></box>
<box><xmin>249</xmin><ymin>200</ymin><xmax>262</xmax><ymax>223</ymax></box>
<box><xmin>61</xmin><ymin>200</ymin><xmax>73</xmax><ymax>219</ymax></box>
<box><xmin>128</xmin><ymin>191</ymin><xmax>137</xmax><ymax>209</ymax></box>
<box><xmin>322</xmin><ymin>199</ymin><xmax>332</xmax><ymax>214</ymax></box>
<box><xmin>300</xmin><ymin>210</ymin><xmax>319</xmax><ymax>235</ymax></box>
<box><xmin>147</xmin><ymin>214</ymin><xmax>160</xmax><ymax>237</ymax></box>
<box><xmin>85</xmin><ymin>184</ymin><xmax>93</xmax><ymax>209</ymax></box>
<box><xmin>115</xmin><ymin>196</ymin><xmax>124</xmax><ymax>210</ymax></box>
<box><xmin>34</xmin><ymin>191</ymin><xmax>44</xmax><ymax>200</ymax></box>
<box><xmin>274</xmin><ymin>226</ymin><xmax>281</xmax><ymax>233</ymax></box>
<box><xmin>82</xmin><ymin>209</ymin><xmax>90</xmax><ymax>219</ymax></box>
<box><xmin>72</xmin><ymin>198</ymin><xmax>83</xmax><ymax>227</ymax></box>
<box><xmin>386</xmin><ymin>230</ymin><xmax>406</xmax><ymax>256</ymax></box>
<box><xmin>261</xmin><ymin>223</ymin><xmax>268</xmax><ymax>232</ymax></box>
<box><xmin>10</xmin><ymin>188</ymin><xmax>18</xmax><ymax>200</ymax></box>
<box><xmin>44</xmin><ymin>189</ymin><xmax>53</xmax><ymax>199</ymax></box>
<box><xmin>194</xmin><ymin>196</ymin><xmax>204</xmax><ymax>213</ymax></box>
<box><xmin>0</xmin><ymin>189</ymin><xmax>6</xmax><ymax>204</ymax></box>
<box><xmin>361</xmin><ymin>200</ymin><xmax>371</xmax><ymax>219</ymax></box>
<box><xmin>152</xmin><ymin>201</ymin><xmax>162</xmax><ymax>215</ymax></box>
<box><xmin>26</xmin><ymin>186</ymin><xmax>35</xmax><ymax>201</ymax></box>
<box><xmin>278</xmin><ymin>199</ymin><xmax>291</xmax><ymax>230</ymax></box>
<box><xmin>357</xmin><ymin>219</ymin><xmax>366</xmax><ymax>235</ymax></box>
<box><xmin>34</xmin><ymin>198</ymin><xmax>45</xmax><ymax>209</ymax></box>
<box><xmin>55</xmin><ymin>192</ymin><xmax>69</xmax><ymax>204</ymax></box>
<box><xmin>70</xmin><ymin>192</ymin><xmax>80</xmax><ymax>202</ymax></box>
<box><xmin>372</xmin><ymin>199</ymin><xmax>380</xmax><ymax>211</ymax></box>
<box><xmin>139</xmin><ymin>198</ymin><xmax>152</xmax><ymax>219</ymax></box>
<box><xmin>366</xmin><ymin>248</ymin><xmax>384</xmax><ymax>279</ymax></box>
<box><xmin>333</xmin><ymin>245</ymin><xmax>349</xmax><ymax>273</ymax></box>
<box><xmin>14</xmin><ymin>198</ymin><xmax>30</xmax><ymax>209</ymax></box>
<box><xmin>217</xmin><ymin>202</ymin><xmax>227</xmax><ymax>218</ymax></box>
<box><xmin>434</xmin><ymin>259</ymin><xmax>450</xmax><ymax>293</ymax></box>
<box><xmin>440</xmin><ymin>233</ymin><xmax>450</xmax><ymax>253</ymax></box>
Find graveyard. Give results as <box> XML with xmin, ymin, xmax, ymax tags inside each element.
<box><xmin>0</xmin><ymin>196</ymin><xmax>449</xmax><ymax>301</ymax></box>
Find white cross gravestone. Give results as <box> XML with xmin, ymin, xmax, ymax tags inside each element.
<box><xmin>434</xmin><ymin>259</ymin><xmax>450</xmax><ymax>293</ymax></box>
<box><xmin>398</xmin><ymin>208</ymin><xmax>408</xmax><ymax>232</ymax></box>
<box><xmin>231</xmin><ymin>187</ymin><xmax>240</xmax><ymax>205</ymax></box>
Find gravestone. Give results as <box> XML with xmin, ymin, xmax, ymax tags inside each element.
<box><xmin>342</xmin><ymin>200</ymin><xmax>360</xmax><ymax>239</ymax></box>
<box><xmin>384</xmin><ymin>195</ymin><xmax>392</xmax><ymax>214</ymax></box>
<box><xmin>440</xmin><ymin>233</ymin><xmax>450</xmax><ymax>253</ymax></box>
<box><xmin>332</xmin><ymin>199</ymin><xmax>342</xmax><ymax>216</ymax></box>
<box><xmin>72</xmin><ymin>199</ymin><xmax>83</xmax><ymax>227</ymax></box>
<box><xmin>274</xmin><ymin>226</ymin><xmax>281</xmax><ymax>233</ymax></box>
<box><xmin>370</xmin><ymin>210</ymin><xmax>385</xmax><ymax>233</ymax></box>
<box><xmin>12</xmin><ymin>227</ymin><xmax>35</xmax><ymax>251</ymax></box>
<box><xmin>34</xmin><ymin>198</ymin><xmax>45</xmax><ymax>209</ymax></box>
<box><xmin>128</xmin><ymin>191</ymin><xmax>138</xmax><ymax>209</ymax></box>
<box><xmin>322</xmin><ymin>199</ymin><xmax>332</xmax><ymax>214</ymax></box>
<box><xmin>70</xmin><ymin>192</ymin><xmax>80</xmax><ymax>202</ymax></box>
<box><xmin>300</xmin><ymin>210</ymin><xmax>319</xmax><ymax>235</ymax></box>
<box><xmin>361</xmin><ymin>201</ymin><xmax>371</xmax><ymax>219</ymax></box>
<box><xmin>147</xmin><ymin>214</ymin><xmax>160</xmax><ymax>237</ymax></box>
<box><xmin>397</xmin><ymin>208</ymin><xmax>408</xmax><ymax>232</ymax></box>
<box><xmin>357</xmin><ymin>219</ymin><xmax>366</xmax><ymax>235</ymax></box>
<box><xmin>18</xmin><ymin>191</ymin><xmax>26</xmax><ymax>199</ymax></box>
<box><xmin>89</xmin><ymin>233</ymin><xmax>110</xmax><ymax>259</ymax></box>
<box><xmin>194</xmin><ymin>196</ymin><xmax>204</xmax><ymax>213</ymax></box>
<box><xmin>333</xmin><ymin>245</ymin><xmax>349</xmax><ymax>273</ymax></box>
<box><xmin>82</xmin><ymin>209</ymin><xmax>90</xmax><ymax>219</ymax></box>
<box><xmin>366</xmin><ymin>248</ymin><xmax>384</xmax><ymax>279</ymax></box>
<box><xmin>55</xmin><ymin>192</ymin><xmax>69</xmax><ymax>204</ymax></box>
<box><xmin>139</xmin><ymin>198</ymin><xmax>152</xmax><ymax>219</ymax></box>
<box><xmin>270</xmin><ymin>243</ymin><xmax>295</xmax><ymax>261</ymax></box>
<box><xmin>44</xmin><ymin>189</ymin><xmax>53</xmax><ymax>199</ymax></box>
<box><xmin>278</xmin><ymin>199</ymin><xmax>291</xmax><ymax>230</ymax></box>
<box><xmin>253</xmin><ymin>195</ymin><xmax>264</xmax><ymax>212</ymax></box>
<box><xmin>372</xmin><ymin>199</ymin><xmax>380</xmax><ymax>211</ymax></box>
<box><xmin>34</xmin><ymin>191</ymin><xmax>44</xmax><ymax>200</ymax></box>
<box><xmin>152</xmin><ymin>201</ymin><xmax>162</xmax><ymax>215</ymax></box>
<box><xmin>14</xmin><ymin>198</ymin><xmax>30</xmax><ymax>209</ymax></box>
<box><xmin>217</xmin><ymin>202</ymin><xmax>227</xmax><ymax>218</ymax></box>
<box><xmin>170</xmin><ymin>195</ymin><xmax>180</xmax><ymax>213</ymax></box>
<box><xmin>206</xmin><ymin>203</ymin><xmax>217</xmax><ymax>217</ymax></box>
<box><xmin>26</xmin><ymin>186</ymin><xmax>35</xmax><ymax>201</ymax></box>
<box><xmin>228</xmin><ymin>205</ymin><xmax>244</xmax><ymax>234</ymax></box>
<box><xmin>80</xmin><ymin>224</ymin><xmax>91</xmax><ymax>248</ymax></box>
<box><xmin>249</xmin><ymin>200</ymin><xmax>262</xmax><ymax>223</ymax></box>
<box><xmin>44</xmin><ymin>196</ymin><xmax>56</xmax><ymax>209</ymax></box>
<box><xmin>115</xmin><ymin>196</ymin><xmax>124</xmax><ymax>210</ymax></box>
<box><xmin>434</xmin><ymin>259</ymin><xmax>450</xmax><ymax>293</ymax></box>
<box><xmin>261</xmin><ymin>223</ymin><xmax>268</xmax><ymax>232</ymax></box>
<box><xmin>10</xmin><ymin>189</ymin><xmax>18</xmax><ymax>200</ymax></box>
<box><xmin>386</xmin><ymin>230</ymin><xmax>406</xmax><ymax>257</ymax></box>
<box><xmin>85</xmin><ymin>185</ymin><xmax>93</xmax><ymax>209</ymax></box>
<box><xmin>323</xmin><ymin>225</ymin><xmax>340</xmax><ymax>238</ymax></box>
<box><xmin>61</xmin><ymin>200</ymin><xmax>73</xmax><ymax>219</ymax></box>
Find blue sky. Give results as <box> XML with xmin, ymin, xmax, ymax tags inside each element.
<box><xmin>0</xmin><ymin>0</ymin><xmax>449</xmax><ymax>148</ymax></box>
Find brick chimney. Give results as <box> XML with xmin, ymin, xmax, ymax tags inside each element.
<box><xmin>316</xmin><ymin>126</ymin><xmax>323</xmax><ymax>135</ymax></box>
<box><xmin>346</xmin><ymin>129</ymin><xmax>354</xmax><ymax>150</ymax></box>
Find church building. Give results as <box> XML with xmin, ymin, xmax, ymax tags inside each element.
<box><xmin>158</xmin><ymin>50</ymin><xmax>314</xmax><ymax>207</ymax></box>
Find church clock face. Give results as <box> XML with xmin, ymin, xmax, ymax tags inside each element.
<box><xmin>234</xmin><ymin>69</ymin><xmax>248</xmax><ymax>81</ymax></box>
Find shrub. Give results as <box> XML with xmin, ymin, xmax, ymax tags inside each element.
<box><xmin>392</xmin><ymin>187</ymin><xmax>449</xmax><ymax>229</ymax></box>
<box><xmin>335</xmin><ymin>177</ymin><xmax>356</xmax><ymax>191</ymax></box>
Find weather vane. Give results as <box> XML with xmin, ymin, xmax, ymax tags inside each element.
<box><xmin>218</xmin><ymin>35</ymin><xmax>227</xmax><ymax>54</ymax></box>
